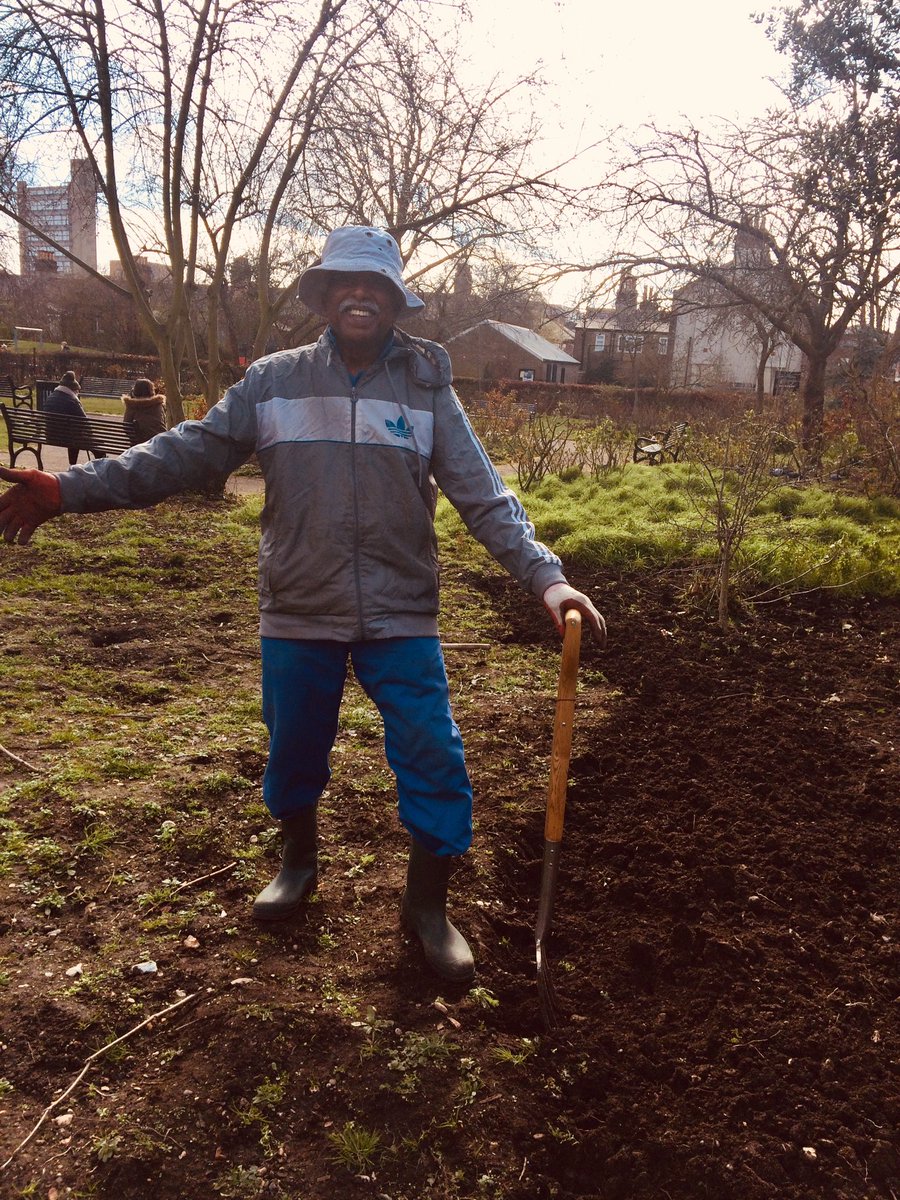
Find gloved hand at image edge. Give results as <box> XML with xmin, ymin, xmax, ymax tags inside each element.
<box><xmin>0</xmin><ymin>465</ymin><xmax>62</xmax><ymax>545</ymax></box>
<box><xmin>542</xmin><ymin>581</ymin><xmax>607</xmax><ymax>645</ymax></box>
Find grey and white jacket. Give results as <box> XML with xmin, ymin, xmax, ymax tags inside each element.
<box><xmin>58</xmin><ymin>330</ymin><xmax>566</xmax><ymax>641</ymax></box>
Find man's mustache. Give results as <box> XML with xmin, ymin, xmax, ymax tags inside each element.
<box><xmin>338</xmin><ymin>298</ymin><xmax>380</xmax><ymax>316</ymax></box>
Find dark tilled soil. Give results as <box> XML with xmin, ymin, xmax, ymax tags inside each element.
<box><xmin>0</xmin><ymin>498</ymin><xmax>898</xmax><ymax>1199</ymax></box>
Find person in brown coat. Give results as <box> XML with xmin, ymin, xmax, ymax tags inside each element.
<box><xmin>122</xmin><ymin>378</ymin><xmax>167</xmax><ymax>442</ymax></box>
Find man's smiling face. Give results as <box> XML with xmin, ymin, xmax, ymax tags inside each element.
<box><xmin>322</xmin><ymin>271</ymin><xmax>403</xmax><ymax>370</ymax></box>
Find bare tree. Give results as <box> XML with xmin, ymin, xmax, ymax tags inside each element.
<box><xmin>600</xmin><ymin>109</ymin><xmax>900</xmax><ymax>458</ymax></box>
<box><xmin>1</xmin><ymin>0</ymin><xmax>606</xmax><ymax>411</ymax></box>
<box><xmin>412</xmin><ymin>251</ymin><xmax>563</xmax><ymax>344</ymax></box>
<box><xmin>287</xmin><ymin>24</ymin><xmax>599</xmax><ymax>331</ymax></box>
<box><xmin>685</xmin><ymin>416</ymin><xmax>786</xmax><ymax>630</ymax></box>
<box><xmin>594</xmin><ymin>0</ymin><xmax>900</xmax><ymax>460</ymax></box>
<box><xmin>0</xmin><ymin>0</ymin><xmax>404</xmax><ymax>416</ymax></box>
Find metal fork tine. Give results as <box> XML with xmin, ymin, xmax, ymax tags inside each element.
<box><xmin>536</xmin><ymin>940</ymin><xmax>560</xmax><ymax>1030</ymax></box>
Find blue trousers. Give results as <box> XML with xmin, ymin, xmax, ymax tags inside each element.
<box><xmin>260</xmin><ymin>637</ymin><xmax>473</xmax><ymax>856</ymax></box>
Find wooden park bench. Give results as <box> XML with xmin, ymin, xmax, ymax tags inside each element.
<box><xmin>633</xmin><ymin>421</ymin><xmax>688</xmax><ymax>465</ymax></box>
<box><xmin>1</xmin><ymin>402</ymin><xmax>138</xmax><ymax>470</ymax></box>
<box><xmin>0</xmin><ymin>375</ymin><xmax>33</xmax><ymax>408</ymax></box>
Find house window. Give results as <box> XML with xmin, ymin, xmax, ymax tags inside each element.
<box><xmin>617</xmin><ymin>334</ymin><xmax>644</xmax><ymax>353</ymax></box>
<box><xmin>658</xmin><ymin>335</ymin><xmax>669</xmax><ymax>355</ymax></box>
<box><xmin>593</xmin><ymin>332</ymin><xmax>606</xmax><ymax>352</ymax></box>
<box><xmin>547</xmin><ymin>363</ymin><xmax>558</xmax><ymax>382</ymax></box>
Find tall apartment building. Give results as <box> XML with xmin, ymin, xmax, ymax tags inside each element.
<box><xmin>17</xmin><ymin>158</ymin><xmax>98</xmax><ymax>276</ymax></box>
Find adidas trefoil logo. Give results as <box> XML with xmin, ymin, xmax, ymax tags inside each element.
<box><xmin>385</xmin><ymin>415</ymin><xmax>413</xmax><ymax>440</ymax></box>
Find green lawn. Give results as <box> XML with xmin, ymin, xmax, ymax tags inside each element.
<box><xmin>436</xmin><ymin>463</ymin><xmax>900</xmax><ymax>599</ymax></box>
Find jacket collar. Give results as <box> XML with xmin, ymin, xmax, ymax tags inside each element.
<box><xmin>317</xmin><ymin>327</ymin><xmax>452</xmax><ymax>389</ymax></box>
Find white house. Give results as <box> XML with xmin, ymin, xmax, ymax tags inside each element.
<box><xmin>670</xmin><ymin>230</ymin><xmax>804</xmax><ymax>394</ymax></box>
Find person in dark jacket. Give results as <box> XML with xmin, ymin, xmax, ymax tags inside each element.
<box><xmin>42</xmin><ymin>372</ymin><xmax>100</xmax><ymax>466</ymax></box>
<box><xmin>122</xmin><ymin>378</ymin><xmax>167</xmax><ymax>442</ymax></box>
<box><xmin>0</xmin><ymin>226</ymin><xmax>605</xmax><ymax>985</ymax></box>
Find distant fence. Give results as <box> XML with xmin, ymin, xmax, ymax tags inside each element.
<box><xmin>0</xmin><ymin>350</ymin><xmax>166</xmax><ymax>391</ymax></box>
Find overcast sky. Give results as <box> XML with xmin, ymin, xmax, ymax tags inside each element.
<box><xmin>448</xmin><ymin>0</ymin><xmax>790</xmax><ymax>300</ymax></box>
<box><xmin>460</xmin><ymin>0</ymin><xmax>787</xmax><ymax>131</ymax></box>
<box><xmin>5</xmin><ymin>0</ymin><xmax>790</xmax><ymax>282</ymax></box>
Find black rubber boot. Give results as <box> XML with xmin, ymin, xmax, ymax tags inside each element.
<box><xmin>400</xmin><ymin>839</ymin><xmax>475</xmax><ymax>983</ymax></box>
<box><xmin>252</xmin><ymin>806</ymin><xmax>318</xmax><ymax>921</ymax></box>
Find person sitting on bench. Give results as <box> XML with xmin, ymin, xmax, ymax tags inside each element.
<box><xmin>42</xmin><ymin>372</ymin><xmax>106</xmax><ymax>465</ymax></box>
<box><xmin>122</xmin><ymin>378</ymin><xmax>167</xmax><ymax>443</ymax></box>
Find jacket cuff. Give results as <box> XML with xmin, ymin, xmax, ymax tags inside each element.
<box><xmin>57</xmin><ymin>470</ymin><xmax>85</xmax><ymax>513</ymax></box>
<box><xmin>531</xmin><ymin>563</ymin><xmax>567</xmax><ymax>600</ymax></box>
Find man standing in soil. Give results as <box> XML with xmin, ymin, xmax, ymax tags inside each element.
<box><xmin>0</xmin><ymin>225</ymin><xmax>605</xmax><ymax>984</ymax></box>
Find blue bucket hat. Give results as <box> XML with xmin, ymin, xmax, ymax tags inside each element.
<box><xmin>296</xmin><ymin>226</ymin><xmax>425</xmax><ymax>318</ymax></box>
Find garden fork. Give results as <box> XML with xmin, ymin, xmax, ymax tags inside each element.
<box><xmin>535</xmin><ymin>607</ymin><xmax>582</xmax><ymax>1031</ymax></box>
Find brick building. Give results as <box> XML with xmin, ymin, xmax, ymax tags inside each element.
<box><xmin>446</xmin><ymin>319</ymin><xmax>580</xmax><ymax>383</ymax></box>
<box><xmin>573</xmin><ymin>272</ymin><xmax>674</xmax><ymax>388</ymax></box>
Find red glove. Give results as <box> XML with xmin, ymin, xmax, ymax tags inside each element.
<box><xmin>0</xmin><ymin>465</ymin><xmax>62</xmax><ymax>545</ymax></box>
<box><xmin>542</xmin><ymin>582</ymin><xmax>607</xmax><ymax>645</ymax></box>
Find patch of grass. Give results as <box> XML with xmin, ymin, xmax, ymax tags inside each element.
<box><xmin>32</xmin><ymin>887</ymin><xmax>66</xmax><ymax>913</ymax></box>
<box><xmin>233</xmin><ymin>1070</ymin><xmax>288</xmax><ymax>1126</ymax></box>
<box><xmin>383</xmin><ymin>1030</ymin><xmax>456</xmax><ymax>1098</ymax></box>
<box><xmin>436</xmin><ymin>465</ymin><xmax>900</xmax><ymax>599</ymax></box>
<box><xmin>0</xmin><ymin>821</ymin><xmax>31</xmax><ymax>874</ymax></box>
<box><xmin>327</xmin><ymin>1121</ymin><xmax>382</xmax><ymax>1173</ymax></box>
<box><xmin>490</xmin><ymin>1038</ymin><xmax>537</xmax><ymax>1066</ymax></box>
<box><xmin>91</xmin><ymin>1130</ymin><xmax>124</xmax><ymax>1163</ymax></box>
<box><xmin>344</xmin><ymin>851</ymin><xmax>376</xmax><ymax>878</ymax></box>
<box><xmin>340</xmin><ymin>699</ymin><xmax>382</xmax><ymax>738</ymax></box>
<box><xmin>27</xmin><ymin>836</ymin><xmax>67</xmax><ymax>873</ymax></box>
<box><xmin>99</xmin><ymin>748</ymin><xmax>156</xmax><ymax>780</ymax></box>
<box><xmin>171</xmin><ymin>769</ymin><xmax>253</xmax><ymax>800</ymax></box>
<box><xmin>78</xmin><ymin>822</ymin><xmax>117</xmax><ymax>855</ymax></box>
<box><xmin>468</xmin><ymin>986</ymin><xmax>500</xmax><ymax>1010</ymax></box>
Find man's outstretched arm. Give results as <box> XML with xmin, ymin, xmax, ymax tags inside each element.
<box><xmin>0</xmin><ymin>466</ymin><xmax>62</xmax><ymax>545</ymax></box>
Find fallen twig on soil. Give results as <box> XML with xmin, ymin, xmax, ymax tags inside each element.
<box><xmin>749</xmin><ymin>568</ymin><xmax>880</xmax><ymax>604</ymax></box>
<box><xmin>142</xmin><ymin>861</ymin><xmax>238</xmax><ymax>912</ymax></box>
<box><xmin>1</xmin><ymin>990</ymin><xmax>201</xmax><ymax>1171</ymax></box>
<box><xmin>169</xmin><ymin>861</ymin><xmax>237</xmax><ymax>898</ymax></box>
<box><xmin>0</xmin><ymin>742</ymin><xmax>43</xmax><ymax>774</ymax></box>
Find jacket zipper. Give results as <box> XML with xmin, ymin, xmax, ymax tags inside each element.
<box><xmin>350</xmin><ymin>388</ymin><xmax>365</xmax><ymax>639</ymax></box>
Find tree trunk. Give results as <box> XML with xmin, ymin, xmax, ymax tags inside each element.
<box><xmin>756</xmin><ymin>338</ymin><xmax>774</xmax><ymax>404</ymax></box>
<box><xmin>717</xmin><ymin>543</ymin><xmax>731</xmax><ymax>631</ymax></box>
<box><xmin>800</xmin><ymin>354</ymin><xmax>827</xmax><ymax>463</ymax></box>
<box><xmin>158</xmin><ymin>340</ymin><xmax>186</xmax><ymax>425</ymax></box>
<box><xmin>206</xmin><ymin>293</ymin><xmax>223</xmax><ymax>411</ymax></box>
<box><xmin>251</xmin><ymin>293</ymin><xmax>276</xmax><ymax>365</ymax></box>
